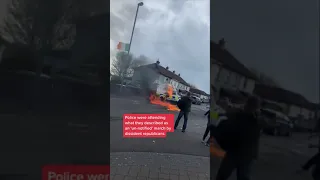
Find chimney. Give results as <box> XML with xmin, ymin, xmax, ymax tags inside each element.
<box><xmin>178</xmin><ymin>73</ymin><xmax>180</xmax><ymax>76</ymax></box>
<box><xmin>155</xmin><ymin>59</ymin><xmax>160</xmax><ymax>68</ymax></box>
<box><xmin>166</xmin><ymin>66</ymin><xmax>169</xmax><ymax>70</ymax></box>
<box><xmin>218</xmin><ymin>38</ymin><xmax>226</xmax><ymax>49</ymax></box>
<box><xmin>172</xmin><ymin>70</ymin><xmax>175</xmax><ymax>74</ymax></box>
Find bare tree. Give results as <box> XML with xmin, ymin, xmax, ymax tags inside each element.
<box><xmin>0</xmin><ymin>0</ymin><xmax>81</xmax><ymax>78</ymax></box>
<box><xmin>111</xmin><ymin>52</ymin><xmax>134</xmax><ymax>79</ymax></box>
<box><xmin>111</xmin><ymin>52</ymin><xmax>149</xmax><ymax>79</ymax></box>
<box><xmin>111</xmin><ymin>52</ymin><xmax>149</xmax><ymax>92</ymax></box>
<box><xmin>1</xmin><ymin>0</ymin><xmax>78</xmax><ymax>49</ymax></box>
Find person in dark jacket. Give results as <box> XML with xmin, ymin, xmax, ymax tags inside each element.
<box><xmin>297</xmin><ymin>142</ymin><xmax>320</xmax><ymax>180</ymax></box>
<box><xmin>202</xmin><ymin>110</ymin><xmax>211</xmax><ymax>146</ymax></box>
<box><xmin>174</xmin><ymin>92</ymin><xmax>192</xmax><ymax>132</ymax></box>
<box><xmin>298</xmin><ymin>150</ymin><xmax>320</xmax><ymax>180</ymax></box>
<box><xmin>216</xmin><ymin>96</ymin><xmax>263</xmax><ymax>180</ymax></box>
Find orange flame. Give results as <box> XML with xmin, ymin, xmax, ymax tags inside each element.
<box><xmin>167</xmin><ymin>85</ymin><xmax>173</xmax><ymax>98</ymax></box>
<box><xmin>149</xmin><ymin>84</ymin><xmax>180</xmax><ymax>111</ymax></box>
<box><xmin>210</xmin><ymin>137</ymin><xmax>226</xmax><ymax>158</ymax></box>
<box><xmin>149</xmin><ymin>94</ymin><xmax>180</xmax><ymax>111</ymax></box>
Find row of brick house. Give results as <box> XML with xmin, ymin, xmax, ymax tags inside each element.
<box><xmin>131</xmin><ymin>60</ymin><xmax>210</xmax><ymax>100</ymax></box>
<box><xmin>211</xmin><ymin>39</ymin><xmax>319</xmax><ymax>124</ymax></box>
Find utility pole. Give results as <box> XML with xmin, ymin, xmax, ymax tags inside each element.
<box><xmin>120</xmin><ymin>2</ymin><xmax>144</xmax><ymax>92</ymax></box>
<box><xmin>128</xmin><ymin>2</ymin><xmax>144</xmax><ymax>54</ymax></box>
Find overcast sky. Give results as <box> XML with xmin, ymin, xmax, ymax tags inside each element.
<box><xmin>1</xmin><ymin>0</ymin><xmax>318</xmax><ymax>102</ymax></box>
<box><xmin>211</xmin><ymin>0</ymin><xmax>319</xmax><ymax>103</ymax></box>
<box><xmin>110</xmin><ymin>0</ymin><xmax>210</xmax><ymax>93</ymax></box>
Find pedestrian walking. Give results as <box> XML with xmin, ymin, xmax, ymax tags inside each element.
<box><xmin>296</xmin><ymin>117</ymin><xmax>320</xmax><ymax>180</ymax></box>
<box><xmin>202</xmin><ymin>109</ymin><xmax>211</xmax><ymax>146</ymax></box>
<box><xmin>174</xmin><ymin>92</ymin><xmax>192</xmax><ymax>132</ymax></box>
<box><xmin>202</xmin><ymin>105</ymin><xmax>228</xmax><ymax>147</ymax></box>
<box><xmin>297</xmin><ymin>149</ymin><xmax>320</xmax><ymax>180</ymax></box>
<box><xmin>215</xmin><ymin>96</ymin><xmax>264</xmax><ymax>180</ymax></box>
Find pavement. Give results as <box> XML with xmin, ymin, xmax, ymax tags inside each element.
<box><xmin>110</xmin><ymin>96</ymin><xmax>210</xmax><ymax>156</ymax></box>
<box><xmin>110</xmin><ymin>152</ymin><xmax>209</xmax><ymax>180</ymax></box>
<box><xmin>110</xmin><ymin>95</ymin><xmax>316</xmax><ymax>180</ymax></box>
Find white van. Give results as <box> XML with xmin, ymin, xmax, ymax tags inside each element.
<box><xmin>156</xmin><ymin>84</ymin><xmax>181</xmax><ymax>103</ymax></box>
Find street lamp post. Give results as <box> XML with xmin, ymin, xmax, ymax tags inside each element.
<box><xmin>128</xmin><ymin>2</ymin><xmax>143</xmax><ymax>54</ymax></box>
<box><xmin>120</xmin><ymin>2</ymin><xmax>143</xmax><ymax>92</ymax></box>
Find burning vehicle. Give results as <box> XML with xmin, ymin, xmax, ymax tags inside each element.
<box><xmin>155</xmin><ymin>84</ymin><xmax>181</xmax><ymax>103</ymax></box>
<box><xmin>149</xmin><ymin>83</ymin><xmax>181</xmax><ymax>111</ymax></box>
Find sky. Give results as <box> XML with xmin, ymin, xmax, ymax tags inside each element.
<box><xmin>211</xmin><ymin>0</ymin><xmax>319</xmax><ymax>103</ymax></box>
<box><xmin>110</xmin><ymin>0</ymin><xmax>210</xmax><ymax>93</ymax></box>
<box><xmin>0</xmin><ymin>0</ymin><xmax>318</xmax><ymax>102</ymax></box>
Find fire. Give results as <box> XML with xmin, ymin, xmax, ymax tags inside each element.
<box><xmin>167</xmin><ymin>85</ymin><xmax>173</xmax><ymax>98</ymax></box>
<box><xmin>149</xmin><ymin>94</ymin><xmax>180</xmax><ymax>111</ymax></box>
<box><xmin>149</xmin><ymin>84</ymin><xmax>180</xmax><ymax>111</ymax></box>
<box><xmin>210</xmin><ymin>137</ymin><xmax>225</xmax><ymax>158</ymax></box>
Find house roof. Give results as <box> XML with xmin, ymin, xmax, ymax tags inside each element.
<box><xmin>211</xmin><ymin>41</ymin><xmax>259</xmax><ymax>80</ymax></box>
<box><xmin>137</xmin><ymin>63</ymin><xmax>189</xmax><ymax>86</ymax></box>
<box><xmin>254</xmin><ymin>83</ymin><xmax>315</xmax><ymax>110</ymax></box>
<box><xmin>189</xmin><ymin>87</ymin><xmax>209</xmax><ymax>96</ymax></box>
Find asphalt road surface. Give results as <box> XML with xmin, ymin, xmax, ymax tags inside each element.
<box><xmin>0</xmin><ymin>112</ymin><xmax>109</xmax><ymax>178</ymax></box>
<box><xmin>110</xmin><ymin>95</ymin><xmax>210</xmax><ymax>156</ymax></box>
<box><xmin>110</xmin><ymin>95</ymin><xmax>318</xmax><ymax>180</ymax></box>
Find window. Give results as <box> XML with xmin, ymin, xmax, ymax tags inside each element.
<box><xmin>225</xmin><ymin>71</ymin><xmax>231</xmax><ymax>84</ymax></box>
<box><xmin>230</xmin><ymin>72</ymin><xmax>236</xmax><ymax>87</ymax></box>
<box><xmin>243</xmin><ymin>79</ymin><xmax>247</xmax><ymax>89</ymax></box>
<box><xmin>235</xmin><ymin>74</ymin><xmax>241</xmax><ymax>88</ymax></box>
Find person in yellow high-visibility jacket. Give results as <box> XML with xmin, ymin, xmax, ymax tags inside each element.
<box><xmin>202</xmin><ymin>109</ymin><xmax>211</xmax><ymax>146</ymax></box>
<box><xmin>202</xmin><ymin>107</ymin><xmax>222</xmax><ymax>146</ymax></box>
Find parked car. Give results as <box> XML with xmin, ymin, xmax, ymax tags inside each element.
<box><xmin>190</xmin><ymin>95</ymin><xmax>202</xmax><ymax>105</ymax></box>
<box><xmin>259</xmin><ymin>108</ymin><xmax>293</xmax><ymax>136</ymax></box>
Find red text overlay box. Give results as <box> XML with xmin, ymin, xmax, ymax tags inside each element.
<box><xmin>42</xmin><ymin>165</ymin><xmax>110</xmax><ymax>180</ymax></box>
<box><xmin>123</xmin><ymin>114</ymin><xmax>174</xmax><ymax>138</ymax></box>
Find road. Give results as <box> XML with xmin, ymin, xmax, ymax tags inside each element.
<box><xmin>110</xmin><ymin>95</ymin><xmax>317</xmax><ymax>179</ymax></box>
<box><xmin>0</xmin><ymin>111</ymin><xmax>110</xmax><ymax>178</ymax></box>
<box><xmin>110</xmin><ymin>95</ymin><xmax>210</xmax><ymax>156</ymax></box>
